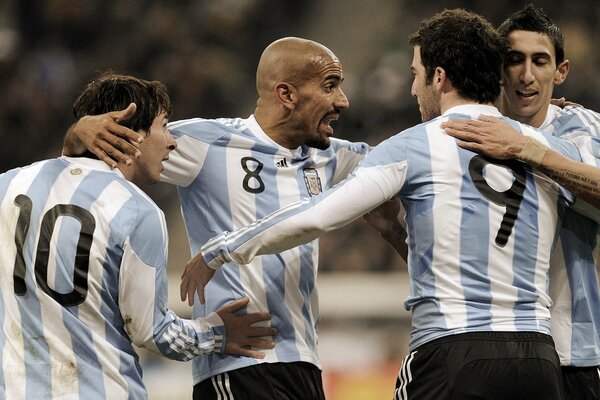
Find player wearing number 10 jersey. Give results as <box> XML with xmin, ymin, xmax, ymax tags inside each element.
<box><xmin>0</xmin><ymin>73</ymin><xmax>274</xmax><ymax>400</ymax></box>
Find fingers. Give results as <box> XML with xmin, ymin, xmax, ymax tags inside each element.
<box><xmin>230</xmin><ymin>346</ymin><xmax>267</xmax><ymax>359</ymax></box>
<box><xmin>111</xmin><ymin>103</ymin><xmax>137</xmax><ymax>123</ymax></box>
<box><xmin>243</xmin><ymin>311</ymin><xmax>271</xmax><ymax>325</ymax></box>
<box><xmin>245</xmin><ymin>326</ymin><xmax>278</xmax><ymax>338</ymax></box>
<box><xmin>197</xmin><ymin>286</ymin><xmax>206</xmax><ymax>305</ymax></box>
<box><xmin>245</xmin><ymin>338</ymin><xmax>276</xmax><ymax>350</ymax></box>
<box><xmin>220</xmin><ymin>297</ymin><xmax>250</xmax><ymax>313</ymax></box>
<box><xmin>179</xmin><ymin>276</ymin><xmax>189</xmax><ymax>303</ymax></box>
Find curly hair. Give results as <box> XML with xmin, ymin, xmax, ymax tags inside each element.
<box><xmin>72</xmin><ymin>72</ymin><xmax>171</xmax><ymax>135</ymax></box>
<box><xmin>498</xmin><ymin>4</ymin><xmax>564</xmax><ymax>66</ymax></box>
<box><xmin>409</xmin><ymin>9</ymin><xmax>509</xmax><ymax>104</ymax></box>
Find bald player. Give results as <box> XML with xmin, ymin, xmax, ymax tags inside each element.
<box><xmin>64</xmin><ymin>37</ymin><xmax>370</xmax><ymax>400</ymax></box>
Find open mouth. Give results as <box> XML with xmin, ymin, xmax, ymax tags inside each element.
<box><xmin>516</xmin><ymin>89</ymin><xmax>538</xmax><ymax>98</ymax></box>
<box><xmin>320</xmin><ymin>113</ymin><xmax>340</xmax><ymax>135</ymax></box>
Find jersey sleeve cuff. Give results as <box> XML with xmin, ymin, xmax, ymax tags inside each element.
<box><xmin>204</xmin><ymin>311</ymin><xmax>226</xmax><ymax>353</ymax></box>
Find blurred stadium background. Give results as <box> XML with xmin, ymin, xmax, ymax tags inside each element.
<box><xmin>1</xmin><ymin>0</ymin><xmax>600</xmax><ymax>398</ymax></box>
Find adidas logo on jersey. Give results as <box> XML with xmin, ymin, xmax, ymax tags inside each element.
<box><xmin>275</xmin><ymin>158</ymin><xmax>289</xmax><ymax>168</ymax></box>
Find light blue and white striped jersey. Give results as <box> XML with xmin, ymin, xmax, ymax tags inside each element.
<box><xmin>0</xmin><ymin>157</ymin><xmax>225</xmax><ymax>400</ymax></box>
<box><xmin>199</xmin><ymin>105</ymin><xmax>582</xmax><ymax>351</ymax></box>
<box><xmin>543</xmin><ymin>104</ymin><xmax>600</xmax><ymax>367</ymax></box>
<box><xmin>161</xmin><ymin>115</ymin><xmax>369</xmax><ymax>384</ymax></box>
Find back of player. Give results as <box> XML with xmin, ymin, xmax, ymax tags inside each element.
<box><xmin>0</xmin><ymin>157</ymin><xmax>156</xmax><ymax>398</ymax></box>
<box><xmin>0</xmin><ymin>73</ymin><xmax>234</xmax><ymax>400</ymax></box>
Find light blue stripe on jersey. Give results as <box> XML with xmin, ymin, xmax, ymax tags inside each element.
<box><xmin>561</xmin><ymin>212</ymin><xmax>600</xmax><ymax>363</ymax></box>
<box><xmin>545</xmin><ymin>106</ymin><xmax>600</xmax><ymax>366</ymax></box>
<box><xmin>61</xmin><ymin>171</ymin><xmax>116</xmax><ymax>399</ymax></box>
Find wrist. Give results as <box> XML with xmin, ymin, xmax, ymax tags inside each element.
<box><xmin>517</xmin><ymin>137</ymin><xmax>549</xmax><ymax>167</ymax></box>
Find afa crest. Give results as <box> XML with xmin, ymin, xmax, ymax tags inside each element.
<box><xmin>303</xmin><ymin>168</ymin><xmax>322</xmax><ymax>196</ymax></box>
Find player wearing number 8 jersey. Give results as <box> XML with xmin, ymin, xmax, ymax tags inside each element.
<box><xmin>184</xmin><ymin>10</ymin><xmax>594</xmax><ymax>399</ymax></box>
<box><xmin>0</xmin><ymin>73</ymin><xmax>275</xmax><ymax>399</ymax></box>
<box><xmin>65</xmin><ymin>38</ymin><xmax>368</xmax><ymax>399</ymax></box>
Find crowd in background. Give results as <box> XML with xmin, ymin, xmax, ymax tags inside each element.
<box><xmin>1</xmin><ymin>0</ymin><xmax>600</xmax><ymax>274</ymax></box>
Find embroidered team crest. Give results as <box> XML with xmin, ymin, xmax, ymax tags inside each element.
<box><xmin>303</xmin><ymin>168</ymin><xmax>322</xmax><ymax>196</ymax></box>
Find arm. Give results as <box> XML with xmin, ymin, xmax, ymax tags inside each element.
<box><xmin>63</xmin><ymin>103</ymin><xmax>143</xmax><ymax>168</ymax></box>
<box><xmin>181</xmin><ymin>161</ymin><xmax>409</xmax><ymax>305</ymax></box>
<box><xmin>122</xmin><ymin>208</ymin><xmax>276</xmax><ymax>360</ymax></box>
<box><xmin>442</xmin><ymin>115</ymin><xmax>600</xmax><ymax>208</ymax></box>
<box><xmin>362</xmin><ymin>197</ymin><xmax>408</xmax><ymax>261</ymax></box>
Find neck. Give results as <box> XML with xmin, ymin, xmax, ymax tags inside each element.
<box><xmin>440</xmin><ymin>91</ymin><xmax>494</xmax><ymax>115</ymax></box>
<box><xmin>254</xmin><ymin>107</ymin><xmax>300</xmax><ymax>150</ymax></box>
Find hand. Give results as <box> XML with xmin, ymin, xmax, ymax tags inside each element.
<box><xmin>180</xmin><ymin>251</ymin><xmax>215</xmax><ymax>306</ymax></box>
<box><xmin>216</xmin><ymin>297</ymin><xmax>277</xmax><ymax>359</ymax></box>
<box><xmin>442</xmin><ymin>115</ymin><xmax>528</xmax><ymax>159</ymax></box>
<box><xmin>550</xmin><ymin>97</ymin><xmax>582</xmax><ymax>108</ymax></box>
<box><xmin>68</xmin><ymin>103</ymin><xmax>143</xmax><ymax>168</ymax></box>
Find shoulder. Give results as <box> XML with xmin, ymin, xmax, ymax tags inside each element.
<box><xmin>167</xmin><ymin>117</ymin><xmax>250</xmax><ymax>143</ymax></box>
<box><xmin>550</xmin><ymin>105</ymin><xmax>600</xmax><ymax>138</ymax></box>
<box><xmin>327</xmin><ymin>137</ymin><xmax>371</xmax><ymax>154</ymax></box>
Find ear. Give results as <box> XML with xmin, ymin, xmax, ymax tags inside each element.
<box><xmin>554</xmin><ymin>59</ymin><xmax>570</xmax><ymax>85</ymax></box>
<box><xmin>275</xmin><ymin>82</ymin><xmax>296</xmax><ymax>109</ymax></box>
<box><xmin>435</xmin><ymin>67</ymin><xmax>446</xmax><ymax>89</ymax></box>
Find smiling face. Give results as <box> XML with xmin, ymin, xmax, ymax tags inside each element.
<box><xmin>131</xmin><ymin>112</ymin><xmax>176</xmax><ymax>186</ymax></box>
<box><xmin>291</xmin><ymin>53</ymin><xmax>349</xmax><ymax>150</ymax></box>
<box><xmin>410</xmin><ymin>46</ymin><xmax>441</xmax><ymax>122</ymax></box>
<box><xmin>501</xmin><ymin>30</ymin><xmax>569</xmax><ymax>127</ymax></box>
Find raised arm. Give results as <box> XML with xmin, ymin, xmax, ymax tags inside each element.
<box><xmin>181</xmin><ymin>159</ymin><xmax>409</xmax><ymax>305</ymax></box>
<box><xmin>63</xmin><ymin>103</ymin><xmax>143</xmax><ymax>168</ymax></box>
<box><xmin>442</xmin><ymin>115</ymin><xmax>600</xmax><ymax>208</ymax></box>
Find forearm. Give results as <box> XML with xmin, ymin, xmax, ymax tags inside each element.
<box><xmin>62</xmin><ymin>122</ymin><xmax>87</xmax><ymax>156</ymax></box>
<box><xmin>203</xmin><ymin>163</ymin><xmax>408</xmax><ymax>269</ymax></box>
<box><xmin>536</xmin><ymin>150</ymin><xmax>600</xmax><ymax>208</ymax></box>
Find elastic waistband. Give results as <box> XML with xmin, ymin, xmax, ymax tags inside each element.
<box><xmin>417</xmin><ymin>331</ymin><xmax>554</xmax><ymax>350</ymax></box>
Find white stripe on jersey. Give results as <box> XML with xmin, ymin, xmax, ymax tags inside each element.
<box><xmin>427</xmin><ymin>120</ymin><xmax>468</xmax><ymax>329</ymax></box>
<box><xmin>1</xmin><ymin>162</ymin><xmax>46</xmax><ymax>400</ymax></box>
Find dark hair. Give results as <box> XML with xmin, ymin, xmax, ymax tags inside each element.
<box><xmin>409</xmin><ymin>9</ymin><xmax>508</xmax><ymax>103</ymax></box>
<box><xmin>498</xmin><ymin>4</ymin><xmax>564</xmax><ymax>66</ymax></box>
<box><xmin>72</xmin><ymin>72</ymin><xmax>171</xmax><ymax>134</ymax></box>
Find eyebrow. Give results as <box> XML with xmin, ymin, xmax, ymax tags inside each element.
<box><xmin>507</xmin><ymin>50</ymin><xmax>552</xmax><ymax>58</ymax></box>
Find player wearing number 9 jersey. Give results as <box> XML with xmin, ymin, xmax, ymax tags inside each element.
<box><xmin>191</xmin><ymin>10</ymin><xmax>595</xmax><ymax>399</ymax></box>
<box><xmin>0</xmin><ymin>73</ymin><xmax>275</xmax><ymax>400</ymax></box>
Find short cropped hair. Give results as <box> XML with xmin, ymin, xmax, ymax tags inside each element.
<box><xmin>72</xmin><ymin>72</ymin><xmax>171</xmax><ymax>134</ymax></box>
<box><xmin>409</xmin><ymin>9</ymin><xmax>508</xmax><ymax>104</ymax></box>
<box><xmin>498</xmin><ymin>4</ymin><xmax>565</xmax><ymax>66</ymax></box>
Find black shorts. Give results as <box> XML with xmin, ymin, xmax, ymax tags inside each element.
<box><xmin>561</xmin><ymin>365</ymin><xmax>600</xmax><ymax>400</ymax></box>
<box><xmin>193</xmin><ymin>361</ymin><xmax>325</xmax><ymax>400</ymax></box>
<box><xmin>394</xmin><ymin>331</ymin><xmax>564</xmax><ymax>400</ymax></box>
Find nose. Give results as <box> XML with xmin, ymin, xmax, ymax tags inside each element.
<box><xmin>166</xmin><ymin>130</ymin><xmax>177</xmax><ymax>151</ymax></box>
<box><xmin>335</xmin><ymin>88</ymin><xmax>350</xmax><ymax>110</ymax></box>
<box><xmin>520</xmin><ymin>60</ymin><xmax>535</xmax><ymax>85</ymax></box>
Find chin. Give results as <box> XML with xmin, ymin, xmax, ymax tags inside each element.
<box><xmin>306</xmin><ymin>138</ymin><xmax>331</xmax><ymax>150</ymax></box>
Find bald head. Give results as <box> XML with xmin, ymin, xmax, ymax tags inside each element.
<box><xmin>256</xmin><ymin>37</ymin><xmax>340</xmax><ymax>97</ymax></box>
